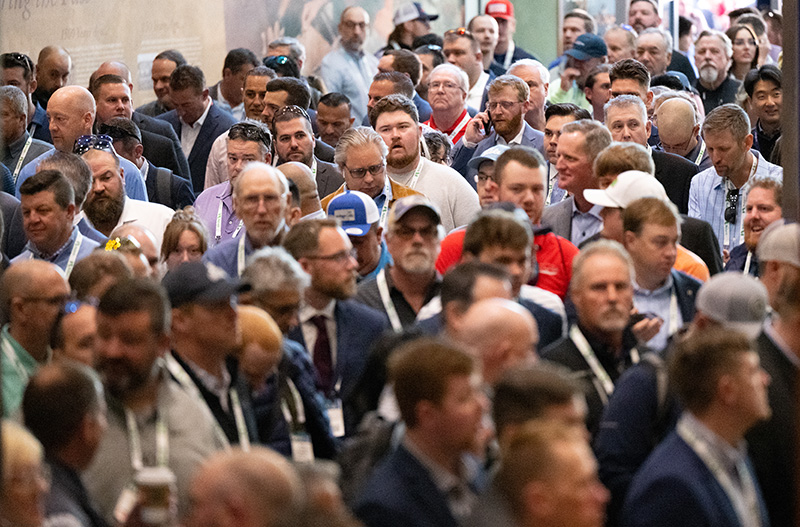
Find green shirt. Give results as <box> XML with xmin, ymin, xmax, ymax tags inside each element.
<box><xmin>547</xmin><ymin>78</ymin><xmax>592</xmax><ymax>111</ymax></box>
<box><xmin>1</xmin><ymin>324</ymin><xmax>39</xmax><ymax>417</ymax></box>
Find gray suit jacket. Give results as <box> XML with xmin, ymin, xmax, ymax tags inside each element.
<box><xmin>316</xmin><ymin>158</ymin><xmax>344</xmax><ymax>199</ymax></box>
<box><xmin>541</xmin><ymin>196</ymin><xmax>574</xmax><ymax>241</ymax></box>
<box><xmin>450</xmin><ymin>122</ymin><xmax>545</xmax><ymax>188</ymax></box>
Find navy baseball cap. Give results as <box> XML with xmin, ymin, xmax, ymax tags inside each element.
<box><xmin>327</xmin><ymin>190</ymin><xmax>380</xmax><ymax>236</ymax></box>
<box><xmin>565</xmin><ymin>33</ymin><xmax>608</xmax><ymax>61</ymax></box>
<box><xmin>162</xmin><ymin>261</ymin><xmax>248</xmax><ymax>308</ymax></box>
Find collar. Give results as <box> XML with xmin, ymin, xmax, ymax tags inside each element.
<box><xmin>468</xmin><ymin>71</ymin><xmax>490</xmax><ymax>98</ymax></box>
<box><xmin>24</xmin><ymin>225</ymin><xmax>78</xmax><ymax>261</ymax></box>
<box><xmin>5</xmin><ymin>130</ymin><xmax>30</xmax><ymax>156</ymax></box>
<box><xmin>571</xmin><ymin>199</ymin><xmax>603</xmax><ymax>220</ymax></box>
<box><xmin>140</xmin><ymin>160</ymin><xmax>150</xmax><ymax>181</ymax></box>
<box><xmin>429</xmin><ymin>108</ymin><xmax>468</xmax><ymax>134</ymax></box>
<box><xmin>1</xmin><ymin>324</ymin><xmax>38</xmax><ymax>369</ymax></box>
<box><xmin>216</xmin><ymin>180</ymin><xmax>234</xmax><ymax>201</ymax></box>
<box><xmin>180</xmin><ymin>354</ymin><xmax>232</xmax><ymax>401</ymax></box>
<box><xmin>634</xmin><ymin>272</ymin><xmax>674</xmax><ymax>296</ymax></box>
<box><xmin>181</xmin><ymin>98</ymin><xmax>212</xmax><ymax>129</ymax></box>
<box><xmin>342</xmin><ymin>45</ymin><xmax>365</xmax><ymax>59</ymax></box>
<box><xmin>712</xmin><ymin>150</ymin><xmax>760</xmax><ymax>190</ymax></box>
<box><xmin>299</xmin><ymin>299</ymin><xmax>336</xmax><ymax>325</ymax></box>
<box><xmin>681</xmin><ymin>411</ymin><xmax>748</xmax><ymax>472</ymax></box>
<box><xmin>403</xmin><ymin>436</ymin><xmax>475</xmax><ymax>494</ymax></box>
<box><xmin>756</xmin><ymin>119</ymin><xmax>781</xmax><ymax>139</ymax></box>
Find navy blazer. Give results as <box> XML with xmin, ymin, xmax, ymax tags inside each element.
<box><xmin>355</xmin><ymin>444</ymin><xmax>462</xmax><ymax>527</ymax></box>
<box><xmin>622</xmin><ymin>430</ymin><xmax>770</xmax><ymax>527</ymax></box>
<box><xmin>450</xmin><ymin>122</ymin><xmax>545</xmax><ymax>187</ymax></box>
<box><xmin>157</xmin><ymin>103</ymin><xmax>237</xmax><ymax>193</ymax></box>
<box><xmin>652</xmin><ymin>150</ymin><xmax>699</xmax><ymax>215</ymax></box>
<box><xmin>133</xmin><ymin>111</ymin><xmax>190</xmax><ymax>182</ymax></box>
<box><xmin>288</xmin><ymin>299</ymin><xmax>390</xmax><ymax>433</ymax></box>
<box><xmin>671</xmin><ymin>269</ymin><xmax>702</xmax><ymax>324</ymax></box>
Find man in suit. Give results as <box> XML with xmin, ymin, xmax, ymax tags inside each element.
<box><xmin>605</xmin><ymin>95</ymin><xmax>698</xmax><ymax>214</ymax></box>
<box><xmin>273</xmin><ymin>106</ymin><xmax>343</xmax><ymax>200</ymax></box>
<box><xmin>355</xmin><ymin>338</ymin><xmax>485</xmax><ymax>527</ymax></box>
<box><xmin>136</xmin><ymin>49</ymin><xmax>186</xmax><ymax>118</ymax></box>
<box><xmin>622</xmin><ymin>328</ymin><xmax>771</xmax><ymax>527</ymax></box>
<box><xmin>284</xmin><ymin>218</ymin><xmax>390</xmax><ymax>435</ymax></box>
<box><xmin>622</xmin><ymin>197</ymin><xmax>702</xmax><ymax>350</ymax></box>
<box><xmin>162</xmin><ymin>261</ymin><xmax>259</xmax><ymax>446</ymax></box>
<box><xmin>101</xmin><ymin>117</ymin><xmax>194</xmax><ymax>209</ymax></box>
<box><xmin>158</xmin><ymin>65</ymin><xmax>237</xmax><ymax>193</ymax></box>
<box><xmin>451</xmin><ymin>75</ymin><xmax>545</xmax><ymax>186</ymax></box>
<box><xmin>90</xmin><ymin>61</ymin><xmax>191</xmax><ymax>181</ymax></box>
<box><xmin>1</xmin><ymin>52</ymin><xmax>52</xmax><ymax>143</ymax></box>
<box><xmin>542</xmin><ymin>119</ymin><xmax>611</xmax><ymax>247</ymax></box>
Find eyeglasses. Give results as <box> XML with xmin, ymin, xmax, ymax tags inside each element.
<box><xmin>1</xmin><ymin>52</ymin><xmax>34</xmax><ymax>74</ymax></box>
<box><xmin>273</xmin><ymin>104</ymin><xmax>310</xmax><ymax>125</ymax></box>
<box><xmin>229</xmin><ymin>122</ymin><xmax>273</xmax><ymax>149</ymax></box>
<box><xmin>306</xmin><ymin>248</ymin><xmax>357</xmax><ymax>263</ymax></box>
<box><xmin>74</xmin><ymin>134</ymin><xmax>117</xmax><ymax>156</ymax></box>
<box><xmin>240</xmin><ymin>193</ymin><xmax>282</xmax><ymax>211</ymax></box>
<box><xmin>342</xmin><ymin>20</ymin><xmax>367</xmax><ymax>30</ymax></box>
<box><xmin>344</xmin><ymin>163</ymin><xmax>385</xmax><ymax>179</ymax></box>
<box><xmin>474</xmin><ymin>173</ymin><xmax>494</xmax><ymax>185</ymax></box>
<box><xmin>391</xmin><ymin>224</ymin><xmax>438</xmax><ymax>240</ymax></box>
<box><xmin>487</xmin><ymin>100</ymin><xmax>522</xmax><ymax>111</ymax></box>
<box><xmin>724</xmin><ymin>187</ymin><xmax>740</xmax><ymax>224</ymax></box>
<box><xmin>429</xmin><ymin>80</ymin><xmax>462</xmax><ymax>91</ymax></box>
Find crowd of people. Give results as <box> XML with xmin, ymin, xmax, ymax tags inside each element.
<box><xmin>0</xmin><ymin>1</ymin><xmax>797</xmax><ymax>527</ymax></box>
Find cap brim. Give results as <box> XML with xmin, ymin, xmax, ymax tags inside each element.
<box><xmin>343</xmin><ymin>224</ymin><xmax>371</xmax><ymax>236</ymax></box>
<box><xmin>398</xmin><ymin>204</ymin><xmax>441</xmax><ymax>224</ymax></box>
<box><xmin>192</xmin><ymin>281</ymin><xmax>241</xmax><ymax>305</ymax></box>
<box><xmin>583</xmin><ymin>188</ymin><xmax>622</xmax><ymax>208</ymax></box>
<box><xmin>565</xmin><ymin>49</ymin><xmax>592</xmax><ymax>61</ymax></box>
<box><xmin>725</xmin><ymin>321</ymin><xmax>764</xmax><ymax>341</ymax></box>
<box><xmin>468</xmin><ymin>156</ymin><xmax>493</xmax><ymax>169</ymax></box>
<box><xmin>424</xmin><ymin>14</ymin><xmax>439</xmax><ymax>21</ymax></box>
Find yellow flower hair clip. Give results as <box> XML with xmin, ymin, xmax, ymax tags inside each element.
<box><xmin>105</xmin><ymin>238</ymin><xmax>121</xmax><ymax>251</ymax></box>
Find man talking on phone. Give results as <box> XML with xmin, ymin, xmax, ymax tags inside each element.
<box><xmin>450</xmin><ymin>74</ymin><xmax>544</xmax><ymax>188</ymax></box>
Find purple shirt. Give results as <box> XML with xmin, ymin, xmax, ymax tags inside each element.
<box><xmin>193</xmin><ymin>181</ymin><xmax>242</xmax><ymax>247</ymax></box>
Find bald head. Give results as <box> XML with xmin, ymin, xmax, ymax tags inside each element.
<box><xmin>1</xmin><ymin>260</ymin><xmax>69</xmax><ymax>336</ymax></box>
<box><xmin>457</xmin><ymin>298</ymin><xmax>539</xmax><ymax>385</ymax></box>
<box><xmin>36</xmin><ymin>46</ymin><xmax>72</xmax><ymax>96</ymax></box>
<box><xmin>277</xmin><ymin>161</ymin><xmax>321</xmax><ymax>217</ymax></box>
<box><xmin>47</xmin><ymin>86</ymin><xmax>96</xmax><ymax>152</ymax></box>
<box><xmin>110</xmin><ymin>223</ymin><xmax>160</xmax><ymax>274</ymax></box>
<box><xmin>186</xmin><ymin>447</ymin><xmax>304</xmax><ymax>527</ymax></box>
<box><xmin>655</xmin><ymin>98</ymin><xmax>699</xmax><ymax>157</ymax></box>
<box><xmin>92</xmin><ymin>61</ymin><xmax>133</xmax><ymax>89</ymax></box>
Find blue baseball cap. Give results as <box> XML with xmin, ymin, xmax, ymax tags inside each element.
<box><xmin>327</xmin><ymin>190</ymin><xmax>380</xmax><ymax>236</ymax></box>
<box><xmin>565</xmin><ymin>33</ymin><xmax>608</xmax><ymax>61</ymax></box>
<box><xmin>467</xmin><ymin>144</ymin><xmax>510</xmax><ymax>169</ymax></box>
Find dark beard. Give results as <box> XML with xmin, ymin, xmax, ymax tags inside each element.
<box><xmin>85</xmin><ymin>193</ymin><xmax>124</xmax><ymax>235</ymax></box>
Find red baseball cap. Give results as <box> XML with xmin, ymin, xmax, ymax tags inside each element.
<box><xmin>485</xmin><ymin>0</ymin><xmax>514</xmax><ymax>20</ymax></box>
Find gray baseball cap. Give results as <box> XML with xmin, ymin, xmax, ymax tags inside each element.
<box><xmin>695</xmin><ymin>272</ymin><xmax>768</xmax><ymax>339</ymax></box>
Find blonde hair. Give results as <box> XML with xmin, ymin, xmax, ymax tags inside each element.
<box><xmin>1</xmin><ymin>420</ymin><xmax>43</xmax><ymax>481</ymax></box>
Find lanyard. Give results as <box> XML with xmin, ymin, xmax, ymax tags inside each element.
<box><xmin>569</xmin><ymin>325</ymin><xmax>639</xmax><ymax>399</ymax></box>
<box><xmin>743</xmin><ymin>251</ymin><xmax>753</xmax><ymax>275</ymax></box>
<box><xmin>723</xmin><ymin>155</ymin><xmax>758</xmax><ymax>250</ymax></box>
<box><xmin>545</xmin><ymin>167</ymin><xmax>558</xmax><ymax>206</ymax></box>
<box><xmin>694</xmin><ymin>140</ymin><xmax>706</xmax><ymax>166</ymax></box>
<box><xmin>668</xmin><ymin>289</ymin><xmax>680</xmax><ymax>336</ymax></box>
<box><xmin>677</xmin><ymin>418</ymin><xmax>763</xmax><ymax>527</ymax></box>
<box><xmin>501</xmin><ymin>41</ymin><xmax>516</xmax><ymax>71</ymax></box>
<box><xmin>408</xmin><ymin>159</ymin><xmax>423</xmax><ymax>190</ymax></box>
<box><xmin>124</xmin><ymin>407</ymin><xmax>169</xmax><ymax>472</ymax></box>
<box><xmin>12</xmin><ymin>134</ymin><xmax>33</xmax><ymax>183</ymax></box>
<box><xmin>378</xmin><ymin>179</ymin><xmax>392</xmax><ymax>229</ymax></box>
<box><xmin>280</xmin><ymin>377</ymin><xmax>306</xmax><ymax>426</ymax></box>
<box><xmin>215</xmin><ymin>200</ymin><xmax>243</xmax><ymax>242</ymax></box>
<box><xmin>1</xmin><ymin>335</ymin><xmax>29</xmax><ymax>384</ymax></box>
<box><xmin>377</xmin><ymin>269</ymin><xmax>403</xmax><ymax>332</ymax></box>
<box><xmin>446</xmin><ymin>112</ymin><xmax>472</xmax><ymax>143</ymax></box>
<box><xmin>163</xmin><ymin>354</ymin><xmax>245</xmax><ymax>450</ymax></box>
<box><xmin>311</xmin><ymin>158</ymin><xmax>317</xmax><ymax>180</ymax></box>
<box><xmin>236</xmin><ymin>236</ymin><xmax>247</xmax><ymax>277</ymax></box>
<box><xmin>64</xmin><ymin>232</ymin><xmax>83</xmax><ymax>278</ymax></box>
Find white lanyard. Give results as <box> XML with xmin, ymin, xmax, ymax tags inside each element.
<box><xmin>677</xmin><ymin>418</ymin><xmax>763</xmax><ymax>527</ymax></box>
<box><xmin>377</xmin><ymin>269</ymin><xmax>403</xmax><ymax>332</ymax></box>
<box><xmin>743</xmin><ymin>251</ymin><xmax>753</xmax><ymax>275</ymax></box>
<box><xmin>311</xmin><ymin>158</ymin><xmax>317</xmax><ymax>180</ymax></box>
<box><xmin>124</xmin><ymin>407</ymin><xmax>169</xmax><ymax>472</ymax></box>
<box><xmin>64</xmin><ymin>232</ymin><xmax>83</xmax><ymax>278</ymax></box>
<box><xmin>668</xmin><ymin>289</ymin><xmax>680</xmax><ymax>336</ymax></box>
<box><xmin>694</xmin><ymin>140</ymin><xmax>706</xmax><ymax>166</ymax></box>
<box><xmin>279</xmin><ymin>377</ymin><xmax>306</xmax><ymax>426</ymax></box>
<box><xmin>215</xmin><ymin>200</ymin><xmax>243</xmax><ymax>242</ymax></box>
<box><xmin>408</xmin><ymin>159</ymin><xmax>423</xmax><ymax>190</ymax></box>
<box><xmin>236</xmin><ymin>236</ymin><xmax>246</xmax><ymax>277</ymax></box>
<box><xmin>12</xmin><ymin>134</ymin><xmax>33</xmax><ymax>183</ymax></box>
<box><xmin>545</xmin><ymin>167</ymin><xmax>558</xmax><ymax>206</ymax></box>
<box><xmin>163</xmin><ymin>354</ymin><xmax>247</xmax><ymax>450</ymax></box>
<box><xmin>723</xmin><ymin>155</ymin><xmax>757</xmax><ymax>250</ymax></box>
<box><xmin>378</xmin><ymin>179</ymin><xmax>392</xmax><ymax>229</ymax></box>
<box><xmin>1</xmin><ymin>335</ymin><xmax>29</xmax><ymax>384</ymax></box>
<box><xmin>502</xmin><ymin>41</ymin><xmax>516</xmax><ymax>71</ymax></box>
<box><xmin>446</xmin><ymin>112</ymin><xmax>472</xmax><ymax>143</ymax></box>
<box><xmin>569</xmin><ymin>325</ymin><xmax>639</xmax><ymax>399</ymax></box>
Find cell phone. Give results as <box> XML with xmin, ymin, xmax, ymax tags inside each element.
<box><xmin>630</xmin><ymin>312</ymin><xmax>659</xmax><ymax>324</ymax></box>
<box><xmin>479</xmin><ymin>111</ymin><xmax>493</xmax><ymax>134</ymax></box>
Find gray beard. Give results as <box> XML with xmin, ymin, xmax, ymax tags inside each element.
<box><xmin>699</xmin><ymin>66</ymin><xmax>720</xmax><ymax>86</ymax></box>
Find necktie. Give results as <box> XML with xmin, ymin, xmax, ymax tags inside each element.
<box><xmin>310</xmin><ymin>315</ymin><xmax>333</xmax><ymax>394</ymax></box>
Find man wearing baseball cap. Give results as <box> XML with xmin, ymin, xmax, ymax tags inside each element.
<box><xmin>382</xmin><ymin>2</ymin><xmax>439</xmax><ymax>53</ymax></box>
<box><xmin>484</xmin><ymin>0</ymin><xmax>538</xmax><ymax>71</ymax></box>
<box><xmin>327</xmin><ymin>190</ymin><xmax>391</xmax><ymax>282</ymax></box>
<box><xmin>355</xmin><ymin>195</ymin><xmax>442</xmax><ymax>332</ymax></box>
<box><xmin>467</xmin><ymin>144</ymin><xmax>508</xmax><ymax>208</ymax></box>
<box><xmin>548</xmin><ymin>33</ymin><xmax>607</xmax><ymax>111</ymax></box>
<box><xmin>584</xmin><ymin>170</ymin><xmax>710</xmax><ymax>282</ymax></box>
<box><xmin>162</xmin><ymin>260</ymin><xmax>259</xmax><ymax>447</ymax></box>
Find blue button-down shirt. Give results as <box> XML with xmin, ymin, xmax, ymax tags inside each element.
<box><xmin>571</xmin><ymin>201</ymin><xmax>604</xmax><ymax>247</ymax></box>
<box><xmin>633</xmin><ymin>273</ymin><xmax>680</xmax><ymax>352</ymax></box>
<box><xmin>320</xmin><ymin>45</ymin><xmax>378</xmax><ymax>125</ymax></box>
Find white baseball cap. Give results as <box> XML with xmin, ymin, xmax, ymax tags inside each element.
<box><xmin>583</xmin><ymin>170</ymin><xmax>668</xmax><ymax>209</ymax></box>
